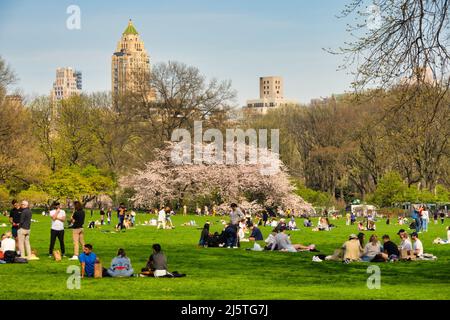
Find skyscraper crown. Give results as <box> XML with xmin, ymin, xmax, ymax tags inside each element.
<box><xmin>123</xmin><ymin>19</ymin><xmax>139</xmax><ymax>35</ymax></box>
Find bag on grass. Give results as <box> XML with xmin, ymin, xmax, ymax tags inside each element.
<box><xmin>53</xmin><ymin>250</ymin><xmax>62</xmax><ymax>261</ymax></box>
<box><xmin>400</xmin><ymin>249</ymin><xmax>416</xmax><ymax>261</ymax></box>
<box><xmin>94</xmin><ymin>261</ymin><xmax>103</xmax><ymax>278</ymax></box>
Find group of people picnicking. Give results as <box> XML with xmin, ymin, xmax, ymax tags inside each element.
<box><xmin>198</xmin><ymin>203</ymin><xmax>318</xmax><ymax>253</ymax></box>
<box><xmin>312</xmin><ymin>228</ymin><xmax>438</xmax><ymax>263</ymax></box>
<box><xmin>1</xmin><ymin>199</ymin><xmax>448</xmax><ymax>272</ymax></box>
<box><xmin>0</xmin><ymin>199</ymin><xmax>185</xmax><ymax>278</ymax></box>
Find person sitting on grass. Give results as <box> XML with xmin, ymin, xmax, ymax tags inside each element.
<box><xmin>0</xmin><ymin>231</ymin><xmax>16</xmax><ymax>263</ymax></box>
<box><xmin>411</xmin><ymin>232</ymin><xmax>423</xmax><ymax>258</ymax></box>
<box><xmin>272</xmin><ymin>226</ymin><xmax>316</xmax><ymax>252</ymax></box>
<box><xmin>317</xmin><ymin>217</ymin><xmax>330</xmax><ymax>231</ymax></box>
<box><xmin>288</xmin><ymin>217</ymin><xmax>299</xmax><ymax>231</ymax></box>
<box><xmin>104</xmin><ymin>248</ymin><xmax>134</xmax><ymax>277</ymax></box>
<box><xmin>199</xmin><ymin>223</ymin><xmax>210</xmax><ymax>247</ymax></box>
<box><xmin>397</xmin><ymin>229</ymin><xmax>412</xmax><ymax>251</ymax></box>
<box><xmin>141</xmin><ymin>244</ymin><xmax>167</xmax><ymax>277</ymax></box>
<box><xmin>79</xmin><ymin>244</ymin><xmax>97</xmax><ymax>278</ymax></box>
<box><xmin>249</xmin><ymin>225</ymin><xmax>263</xmax><ymax>241</ymax></box>
<box><xmin>264</xmin><ymin>229</ymin><xmax>278</xmax><ymax>250</ymax></box>
<box><xmin>303</xmin><ymin>218</ymin><xmax>312</xmax><ymax>227</ymax></box>
<box><xmin>339</xmin><ymin>234</ymin><xmax>363</xmax><ymax>263</ymax></box>
<box><xmin>140</xmin><ymin>244</ymin><xmax>186</xmax><ymax>278</ymax></box>
<box><xmin>361</xmin><ymin>234</ymin><xmax>382</xmax><ymax>262</ymax></box>
<box><xmin>380</xmin><ymin>234</ymin><xmax>400</xmax><ymax>262</ymax></box>
<box><xmin>433</xmin><ymin>226</ymin><xmax>450</xmax><ymax>244</ymax></box>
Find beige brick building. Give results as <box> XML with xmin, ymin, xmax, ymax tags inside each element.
<box><xmin>50</xmin><ymin>67</ymin><xmax>82</xmax><ymax>101</ymax></box>
<box><xmin>111</xmin><ymin>19</ymin><xmax>155</xmax><ymax>100</ymax></box>
<box><xmin>245</xmin><ymin>76</ymin><xmax>298</xmax><ymax>115</ymax></box>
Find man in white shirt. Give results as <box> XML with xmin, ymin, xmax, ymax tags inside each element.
<box><xmin>157</xmin><ymin>207</ymin><xmax>167</xmax><ymax>229</ymax></box>
<box><xmin>49</xmin><ymin>202</ymin><xmax>66</xmax><ymax>258</ymax></box>
<box><xmin>411</xmin><ymin>232</ymin><xmax>424</xmax><ymax>257</ymax></box>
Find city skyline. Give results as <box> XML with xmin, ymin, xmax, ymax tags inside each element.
<box><xmin>0</xmin><ymin>0</ymin><xmax>356</xmax><ymax>106</ymax></box>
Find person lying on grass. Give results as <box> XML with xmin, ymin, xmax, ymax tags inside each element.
<box><xmin>103</xmin><ymin>248</ymin><xmax>134</xmax><ymax>277</ymax></box>
<box><xmin>79</xmin><ymin>244</ymin><xmax>97</xmax><ymax>278</ymax></box>
<box><xmin>270</xmin><ymin>226</ymin><xmax>316</xmax><ymax>252</ymax></box>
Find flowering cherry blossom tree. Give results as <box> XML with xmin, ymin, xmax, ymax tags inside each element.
<box><xmin>121</xmin><ymin>142</ymin><xmax>313</xmax><ymax>215</ymax></box>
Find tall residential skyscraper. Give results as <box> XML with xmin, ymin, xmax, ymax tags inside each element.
<box><xmin>111</xmin><ymin>19</ymin><xmax>154</xmax><ymax>99</ymax></box>
<box><xmin>51</xmin><ymin>67</ymin><xmax>82</xmax><ymax>101</ymax></box>
<box><xmin>245</xmin><ymin>76</ymin><xmax>297</xmax><ymax>115</ymax></box>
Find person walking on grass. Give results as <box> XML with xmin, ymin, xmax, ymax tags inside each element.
<box><xmin>48</xmin><ymin>202</ymin><xmax>66</xmax><ymax>258</ymax></box>
<box><xmin>157</xmin><ymin>207</ymin><xmax>168</xmax><ymax>229</ymax></box>
<box><xmin>18</xmin><ymin>200</ymin><xmax>38</xmax><ymax>260</ymax></box>
<box><xmin>107</xmin><ymin>208</ymin><xmax>112</xmax><ymax>225</ymax></box>
<box><xmin>70</xmin><ymin>201</ymin><xmax>85</xmax><ymax>261</ymax></box>
<box><xmin>440</xmin><ymin>210</ymin><xmax>446</xmax><ymax>225</ymax></box>
<box><xmin>100</xmin><ymin>208</ymin><xmax>105</xmax><ymax>225</ymax></box>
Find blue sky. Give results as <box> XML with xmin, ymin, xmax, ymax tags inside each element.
<box><xmin>0</xmin><ymin>0</ymin><xmax>356</xmax><ymax>105</ymax></box>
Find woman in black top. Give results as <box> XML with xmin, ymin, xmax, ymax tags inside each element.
<box><xmin>199</xmin><ymin>223</ymin><xmax>210</xmax><ymax>247</ymax></box>
<box><xmin>69</xmin><ymin>201</ymin><xmax>85</xmax><ymax>260</ymax></box>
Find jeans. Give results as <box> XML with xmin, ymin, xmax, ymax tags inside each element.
<box><xmin>414</xmin><ymin>217</ymin><xmax>421</xmax><ymax>233</ymax></box>
<box><xmin>422</xmin><ymin>219</ymin><xmax>429</xmax><ymax>232</ymax></box>
<box><xmin>49</xmin><ymin>229</ymin><xmax>65</xmax><ymax>255</ymax></box>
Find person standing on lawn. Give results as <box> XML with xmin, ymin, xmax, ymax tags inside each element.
<box><xmin>421</xmin><ymin>206</ymin><xmax>430</xmax><ymax>232</ymax></box>
<box><xmin>107</xmin><ymin>208</ymin><xmax>112</xmax><ymax>225</ymax></box>
<box><xmin>9</xmin><ymin>199</ymin><xmax>21</xmax><ymax>251</ymax></box>
<box><xmin>116</xmin><ymin>203</ymin><xmax>127</xmax><ymax>231</ymax></box>
<box><xmin>18</xmin><ymin>200</ymin><xmax>38</xmax><ymax>260</ymax></box>
<box><xmin>70</xmin><ymin>201</ymin><xmax>85</xmax><ymax>261</ymax></box>
<box><xmin>100</xmin><ymin>208</ymin><xmax>105</xmax><ymax>225</ymax></box>
<box><xmin>440</xmin><ymin>210</ymin><xmax>446</xmax><ymax>225</ymax></box>
<box><xmin>48</xmin><ymin>202</ymin><xmax>66</xmax><ymax>258</ymax></box>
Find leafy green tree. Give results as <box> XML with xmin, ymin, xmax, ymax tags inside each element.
<box><xmin>17</xmin><ymin>185</ymin><xmax>50</xmax><ymax>206</ymax></box>
<box><xmin>372</xmin><ymin>171</ymin><xmax>406</xmax><ymax>207</ymax></box>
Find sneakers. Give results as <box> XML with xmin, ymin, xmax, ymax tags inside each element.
<box><xmin>27</xmin><ymin>255</ymin><xmax>40</xmax><ymax>261</ymax></box>
<box><xmin>69</xmin><ymin>255</ymin><xmax>79</xmax><ymax>261</ymax></box>
<box><xmin>312</xmin><ymin>256</ymin><xmax>323</xmax><ymax>262</ymax></box>
<box><xmin>48</xmin><ymin>255</ymin><xmax>53</xmax><ymax>258</ymax></box>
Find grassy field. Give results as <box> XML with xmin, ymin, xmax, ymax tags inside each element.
<box><xmin>0</xmin><ymin>211</ymin><xmax>449</xmax><ymax>300</ymax></box>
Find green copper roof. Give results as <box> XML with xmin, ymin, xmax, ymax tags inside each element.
<box><xmin>123</xmin><ymin>19</ymin><xmax>139</xmax><ymax>35</ymax></box>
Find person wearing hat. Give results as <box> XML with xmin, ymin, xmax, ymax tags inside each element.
<box><xmin>342</xmin><ymin>234</ymin><xmax>363</xmax><ymax>262</ymax></box>
<box><xmin>411</xmin><ymin>232</ymin><xmax>423</xmax><ymax>257</ymax></box>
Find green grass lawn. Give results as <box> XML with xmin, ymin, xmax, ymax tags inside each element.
<box><xmin>0</xmin><ymin>211</ymin><xmax>449</xmax><ymax>300</ymax></box>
